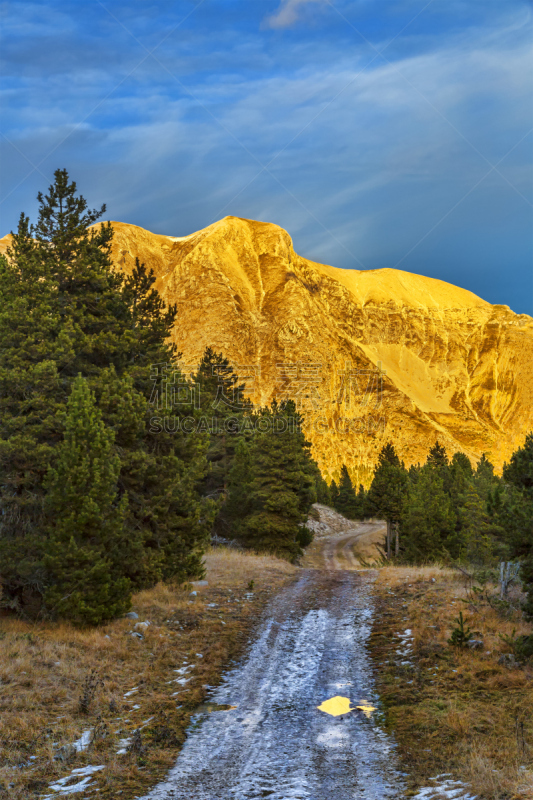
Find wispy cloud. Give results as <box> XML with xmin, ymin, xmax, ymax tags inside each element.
<box><xmin>1</xmin><ymin>1</ymin><xmax>531</xmax><ymax>313</ymax></box>
<box><xmin>264</xmin><ymin>0</ymin><xmax>327</xmax><ymax>30</ymax></box>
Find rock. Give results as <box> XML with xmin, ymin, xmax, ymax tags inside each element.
<box><xmin>125</xmin><ymin>611</ymin><xmax>139</xmax><ymax>620</ymax></box>
<box><xmin>130</xmin><ymin>631</ymin><xmax>143</xmax><ymax>640</ymax></box>
<box><xmin>103</xmin><ymin>217</ymin><xmax>533</xmax><ymax>479</ymax></box>
<box><xmin>134</xmin><ymin>621</ymin><xmax>150</xmax><ymax>631</ymax></box>
<box><xmin>54</xmin><ymin>744</ymin><xmax>76</xmax><ymax>762</ymax></box>
<box><xmin>498</xmin><ymin>653</ymin><xmax>519</xmax><ymax>668</ymax></box>
<box><xmin>189</xmin><ymin>591</ymin><xmax>198</xmax><ymax>598</ymax></box>
<box><xmin>467</xmin><ymin>639</ymin><xmax>484</xmax><ymax>650</ymax></box>
<box><xmin>192</xmin><ymin>580</ymin><xmax>208</xmax><ymax>587</ymax></box>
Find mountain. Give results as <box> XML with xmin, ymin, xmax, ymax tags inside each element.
<box><xmin>2</xmin><ymin>217</ymin><xmax>532</xmax><ymax>482</ymax></box>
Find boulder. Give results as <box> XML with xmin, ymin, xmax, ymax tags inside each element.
<box><xmin>498</xmin><ymin>653</ymin><xmax>519</xmax><ymax>668</ymax></box>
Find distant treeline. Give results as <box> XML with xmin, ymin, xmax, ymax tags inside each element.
<box><xmin>327</xmin><ymin>437</ymin><xmax>533</xmax><ymax>617</ymax></box>
<box><xmin>0</xmin><ymin>171</ymin><xmax>321</xmax><ymax>625</ymax></box>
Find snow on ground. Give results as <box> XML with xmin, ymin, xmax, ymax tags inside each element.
<box><xmin>410</xmin><ymin>774</ymin><xmax>476</xmax><ymax>799</ymax></box>
<box><xmin>42</xmin><ymin>765</ymin><xmax>105</xmax><ymax>797</ymax></box>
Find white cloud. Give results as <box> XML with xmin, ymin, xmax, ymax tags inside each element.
<box><xmin>264</xmin><ymin>0</ymin><xmax>327</xmax><ymax>30</ymax></box>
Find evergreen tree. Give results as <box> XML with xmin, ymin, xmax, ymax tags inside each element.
<box><xmin>459</xmin><ymin>484</ymin><xmax>494</xmax><ymax>566</ymax></box>
<box><xmin>355</xmin><ymin>484</ymin><xmax>367</xmax><ymax>519</ymax></box>
<box><xmin>450</xmin><ymin>452</ymin><xmax>473</xmax><ymax>478</ymax></box>
<box><xmin>502</xmin><ymin>433</ymin><xmax>533</xmax><ymax>618</ymax></box>
<box><xmin>228</xmin><ymin>402</ymin><xmax>315</xmax><ymax>560</ymax></box>
<box><xmin>309</xmin><ymin>461</ymin><xmax>331</xmax><ymax>505</ymax></box>
<box><xmin>334</xmin><ymin>465</ymin><xmax>358</xmax><ymax>519</ymax></box>
<box><xmin>503</xmin><ymin>433</ymin><xmax>533</xmax><ymax>495</ymax></box>
<box><xmin>401</xmin><ymin>467</ymin><xmax>457</xmax><ymax>563</ymax></box>
<box><xmin>426</xmin><ymin>441</ymin><xmax>449</xmax><ymax>469</ymax></box>
<box><xmin>474</xmin><ymin>453</ymin><xmax>498</xmax><ymax>501</ymax></box>
<box><xmin>329</xmin><ymin>480</ymin><xmax>339</xmax><ymax>508</ymax></box>
<box><xmin>43</xmin><ymin>376</ymin><xmax>130</xmax><ymax>624</ymax></box>
<box><xmin>367</xmin><ymin>443</ymin><xmax>408</xmax><ymax>557</ymax></box>
<box><xmin>367</xmin><ymin>443</ymin><xmax>408</xmax><ymax>524</ymax></box>
<box><xmin>194</xmin><ymin>347</ymin><xmax>253</xmax><ymax>500</ymax></box>
<box><xmin>0</xmin><ymin>170</ymin><xmax>212</xmax><ymax>616</ymax></box>
<box><xmin>377</xmin><ymin>441</ymin><xmax>402</xmax><ymax>469</ymax></box>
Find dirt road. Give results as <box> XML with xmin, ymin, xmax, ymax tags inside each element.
<box><xmin>140</xmin><ymin>514</ymin><xmax>404</xmax><ymax>800</ymax></box>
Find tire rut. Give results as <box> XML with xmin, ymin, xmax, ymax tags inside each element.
<box><xmin>140</xmin><ymin>569</ymin><xmax>405</xmax><ymax>800</ymax></box>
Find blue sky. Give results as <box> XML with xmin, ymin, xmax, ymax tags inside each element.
<box><xmin>1</xmin><ymin>0</ymin><xmax>532</xmax><ymax>313</ymax></box>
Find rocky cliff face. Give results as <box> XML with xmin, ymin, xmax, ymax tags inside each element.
<box><xmin>3</xmin><ymin>216</ymin><xmax>532</xmax><ymax>482</ymax></box>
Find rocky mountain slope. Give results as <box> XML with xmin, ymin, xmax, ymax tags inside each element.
<box><xmin>2</xmin><ymin>216</ymin><xmax>532</xmax><ymax>482</ymax></box>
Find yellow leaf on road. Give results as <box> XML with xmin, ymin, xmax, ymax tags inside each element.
<box><xmin>317</xmin><ymin>696</ymin><xmax>355</xmax><ymax>716</ymax></box>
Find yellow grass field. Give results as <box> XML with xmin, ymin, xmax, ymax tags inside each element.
<box><xmin>370</xmin><ymin>566</ymin><xmax>533</xmax><ymax>799</ymax></box>
<box><xmin>0</xmin><ymin>548</ymin><xmax>297</xmax><ymax>799</ymax></box>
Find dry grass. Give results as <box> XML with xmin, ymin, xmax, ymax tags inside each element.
<box><xmin>0</xmin><ymin>547</ymin><xmax>297</xmax><ymax>799</ymax></box>
<box><xmin>370</xmin><ymin>565</ymin><xmax>533</xmax><ymax>799</ymax></box>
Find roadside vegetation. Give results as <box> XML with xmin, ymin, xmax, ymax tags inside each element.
<box><xmin>0</xmin><ymin>547</ymin><xmax>297</xmax><ymax>799</ymax></box>
<box><xmin>370</xmin><ymin>566</ymin><xmax>533</xmax><ymax>799</ymax></box>
<box><xmin>329</xmin><ymin>436</ymin><xmax>533</xmax><ymax>623</ymax></box>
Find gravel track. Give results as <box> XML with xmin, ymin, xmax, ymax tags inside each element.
<box><xmin>140</xmin><ymin>522</ymin><xmax>404</xmax><ymax>800</ymax></box>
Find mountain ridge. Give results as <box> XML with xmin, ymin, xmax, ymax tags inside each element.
<box><xmin>2</xmin><ymin>216</ymin><xmax>532</xmax><ymax>481</ymax></box>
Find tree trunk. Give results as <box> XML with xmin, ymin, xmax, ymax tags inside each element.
<box><xmin>395</xmin><ymin>522</ymin><xmax>399</xmax><ymax>557</ymax></box>
<box><xmin>386</xmin><ymin>520</ymin><xmax>391</xmax><ymax>559</ymax></box>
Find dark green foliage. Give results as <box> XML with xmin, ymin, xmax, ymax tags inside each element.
<box><xmin>0</xmin><ymin>170</ymin><xmax>212</xmax><ymax>619</ymax></box>
<box><xmin>459</xmin><ymin>483</ymin><xmax>495</xmax><ymax>566</ymax></box>
<box><xmin>450</xmin><ymin>451</ymin><xmax>473</xmax><ymax>477</ymax></box>
<box><xmin>503</xmin><ymin>433</ymin><xmax>533</xmax><ymax>495</ymax></box>
<box><xmin>514</xmin><ymin>635</ymin><xmax>533</xmax><ymax>662</ymax></box>
<box><xmin>502</xmin><ymin>433</ymin><xmax>533</xmax><ymax>618</ymax></box>
<box><xmin>356</xmin><ymin>484</ymin><xmax>368</xmax><ymax>519</ymax></box>
<box><xmin>334</xmin><ymin>465</ymin><xmax>358</xmax><ymax>519</ymax></box>
<box><xmin>366</xmin><ymin>443</ymin><xmax>408</xmax><ymax>524</ymax></box>
<box><xmin>397</xmin><ymin>445</ymin><xmax>522</xmax><ymax>567</ymax></box>
<box><xmin>400</xmin><ymin>466</ymin><xmax>457</xmax><ymax>562</ymax></box>
<box><xmin>313</xmin><ymin>466</ymin><xmax>331</xmax><ymax>505</ymax></box>
<box><xmin>43</xmin><ymin>376</ymin><xmax>131</xmax><ymax>624</ymax></box>
<box><xmin>448</xmin><ymin>611</ymin><xmax>473</xmax><ymax>648</ymax></box>
<box><xmin>377</xmin><ymin>442</ymin><xmax>402</xmax><ymax>469</ymax></box>
<box><xmin>227</xmin><ymin>401</ymin><xmax>315</xmax><ymax>560</ymax></box>
<box><xmin>195</xmin><ymin>347</ymin><xmax>253</xmax><ymax>500</ymax></box>
<box><xmin>426</xmin><ymin>441</ymin><xmax>449</xmax><ymax>469</ymax></box>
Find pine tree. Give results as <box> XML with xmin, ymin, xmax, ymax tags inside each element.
<box><xmin>367</xmin><ymin>443</ymin><xmax>408</xmax><ymax>557</ymax></box>
<box><xmin>43</xmin><ymin>376</ymin><xmax>131</xmax><ymax>624</ymax></box>
<box><xmin>314</xmin><ymin>467</ymin><xmax>331</xmax><ymax>505</ymax></box>
<box><xmin>401</xmin><ymin>467</ymin><xmax>457</xmax><ymax>563</ymax></box>
<box><xmin>0</xmin><ymin>170</ymin><xmax>212</xmax><ymax>615</ymax></box>
<box><xmin>474</xmin><ymin>453</ymin><xmax>498</xmax><ymax>501</ymax></box>
<box><xmin>355</xmin><ymin>484</ymin><xmax>367</xmax><ymax>519</ymax></box>
<box><xmin>377</xmin><ymin>441</ymin><xmax>402</xmax><ymax>469</ymax></box>
<box><xmin>502</xmin><ymin>433</ymin><xmax>533</xmax><ymax>618</ymax></box>
<box><xmin>334</xmin><ymin>465</ymin><xmax>358</xmax><ymax>519</ymax></box>
<box><xmin>459</xmin><ymin>484</ymin><xmax>494</xmax><ymax>566</ymax></box>
<box><xmin>229</xmin><ymin>402</ymin><xmax>315</xmax><ymax>560</ymax></box>
<box><xmin>367</xmin><ymin>444</ymin><xmax>407</xmax><ymax>522</ymax></box>
<box><xmin>427</xmin><ymin>441</ymin><xmax>449</xmax><ymax>469</ymax></box>
<box><xmin>194</xmin><ymin>347</ymin><xmax>253</xmax><ymax>500</ymax></box>
<box><xmin>503</xmin><ymin>433</ymin><xmax>533</xmax><ymax>495</ymax></box>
